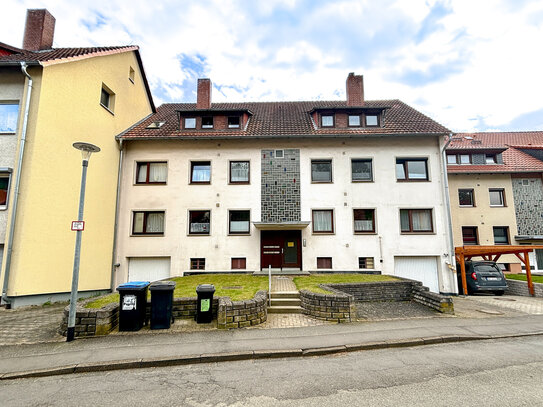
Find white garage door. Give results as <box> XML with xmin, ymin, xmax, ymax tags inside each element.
<box><xmin>128</xmin><ymin>257</ymin><xmax>170</xmax><ymax>282</ymax></box>
<box><xmin>394</xmin><ymin>256</ymin><xmax>439</xmax><ymax>293</ymax></box>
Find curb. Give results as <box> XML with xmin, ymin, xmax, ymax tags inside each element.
<box><xmin>2</xmin><ymin>331</ymin><xmax>543</xmax><ymax>381</ymax></box>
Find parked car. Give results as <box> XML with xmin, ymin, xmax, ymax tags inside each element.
<box><xmin>457</xmin><ymin>261</ymin><xmax>508</xmax><ymax>295</ymax></box>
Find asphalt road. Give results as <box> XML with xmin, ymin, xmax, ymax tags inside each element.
<box><xmin>2</xmin><ymin>336</ymin><xmax>543</xmax><ymax>406</ymax></box>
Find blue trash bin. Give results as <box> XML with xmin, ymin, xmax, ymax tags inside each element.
<box><xmin>117</xmin><ymin>281</ymin><xmax>150</xmax><ymax>331</ymax></box>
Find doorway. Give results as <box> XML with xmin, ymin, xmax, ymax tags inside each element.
<box><xmin>261</xmin><ymin>230</ymin><xmax>302</xmax><ymax>270</ymax></box>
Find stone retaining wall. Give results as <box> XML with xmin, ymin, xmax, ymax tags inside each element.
<box><xmin>217</xmin><ymin>290</ymin><xmax>268</xmax><ymax>329</ymax></box>
<box><xmin>299</xmin><ymin>290</ymin><xmax>355</xmax><ymax>322</ymax></box>
<box><xmin>60</xmin><ymin>300</ymin><xmax>119</xmax><ymax>338</ymax></box>
<box><xmin>505</xmin><ymin>279</ymin><xmax>543</xmax><ymax>297</ymax></box>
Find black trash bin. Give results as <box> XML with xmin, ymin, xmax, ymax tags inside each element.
<box><xmin>150</xmin><ymin>281</ymin><xmax>176</xmax><ymax>329</ymax></box>
<box><xmin>117</xmin><ymin>281</ymin><xmax>150</xmax><ymax>331</ymax></box>
<box><xmin>196</xmin><ymin>284</ymin><xmax>215</xmax><ymax>323</ymax></box>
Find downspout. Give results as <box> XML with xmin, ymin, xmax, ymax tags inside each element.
<box><xmin>2</xmin><ymin>62</ymin><xmax>33</xmax><ymax>307</ymax></box>
<box><xmin>440</xmin><ymin>133</ymin><xmax>456</xmax><ymax>293</ymax></box>
<box><xmin>110</xmin><ymin>138</ymin><xmax>124</xmax><ymax>291</ymax></box>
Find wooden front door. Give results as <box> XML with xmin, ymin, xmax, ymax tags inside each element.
<box><xmin>261</xmin><ymin>230</ymin><xmax>302</xmax><ymax>269</ymax></box>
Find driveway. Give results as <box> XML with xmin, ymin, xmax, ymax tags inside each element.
<box><xmin>453</xmin><ymin>295</ymin><xmax>543</xmax><ymax>318</ymax></box>
<box><xmin>0</xmin><ymin>304</ymin><xmax>65</xmax><ymax>345</ymax></box>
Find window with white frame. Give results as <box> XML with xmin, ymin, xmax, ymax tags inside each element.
<box><xmin>229</xmin><ymin>210</ymin><xmax>250</xmax><ymax>234</ymax></box>
<box><xmin>312</xmin><ymin>209</ymin><xmax>334</xmax><ymax>233</ymax></box>
<box><xmin>400</xmin><ymin>209</ymin><xmax>433</xmax><ymax>233</ymax></box>
<box><xmin>136</xmin><ymin>162</ymin><xmax>167</xmax><ymax>184</ymax></box>
<box><xmin>0</xmin><ymin>103</ymin><xmax>19</xmax><ymax>133</ymax></box>
<box><xmin>132</xmin><ymin>211</ymin><xmax>165</xmax><ymax>235</ymax></box>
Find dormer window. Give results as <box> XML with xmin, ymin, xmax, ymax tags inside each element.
<box><xmin>228</xmin><ymin>116</ymin><xmax>240</xmax><ymax>128</ymax></box>
<box><xmin>348</xmin><ymin>115</ymin><xmax>361</xmax><ymax>127</ymax></box>
<box><xmin>486</xmin><ymin>154</ymin><xmax>497</xmax><ymax>164</ymax></box>
<box><xmin>202</xmin><ymin>116</ymin><xmax>213</xmax><ymax>129</ymax></box>
<box><xmin>365</xmin><ymin>114</ymin><xmax>379</xmax><ymax>126</ymax></box>
<box><xmin>184</xmin><ymin>118</ymin><xmax>196</xmax><ymax>129</ymax></box>
<box><xmin>321</xmin><ymin>115</ymin><xmax>334</xmax><ymax>127</ymax></box>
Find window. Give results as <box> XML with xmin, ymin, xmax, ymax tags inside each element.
<box><xmin>348</xmin><ymin>115</ymin><xmax>360</xmax><ymax>126</ymax></box>
<box><xmin>400</xmin><ymin>209</ymin><xmax>433</xmax><ymax>233</ymax></box>
<box><xmin>459</xmin><ymin>154</ymin><xmax>470</xmax><ymax>164</ymax></box>
<box><xmin>136</xmin><ymin>162</ymin><xmax>167</xmax><ymax>184</ymax></box>
<box><xmin>229</xmin><ymin>161</ymin><xmax>249</xmax><ymax>183</ymax></box>
<box><xmin>458</xmin><ymin>189</ymin><xmax>475</xmax><ymax>207</ymax></box>
<box><xmin>447</xmin><ymin>154</ymin><xmax>471</xmax><ymax>165</ymax></box>
<box><xmin>321</xmin><ymin>115</ymin><xmax>334</xmax><ymax>127</ymax></box>
<box><xmin>191</xmin><ymin>161</ymin><xmax>211</xmax><ymax>183</ymax></box>
<box><xmin>359</xmin><ymin>257</ymin><xmax>374</xmax><ymax>269</ymax></box>
<box><xmin>317</xmin><ymin>257</ymin><xmax>332</xmax><ymax>269</ymax></box>
<box><xmin>202</xmin><ymin>116</ymin><xmax>213</xmax><ymax>129</ymax></box>
<box><xmin>486</xmin><ymin>154</ymin><xmax>497</xmax><ymax>164</ymax></box>
<box><xmin>354</xmin><ymin>209</ymin><xmax>375</xmax><ymax>233</ymax></box>
<box><xmin>0</xmin><ymin>171</ymin><xmax>12</xmax><ymax>209</ymax></box>
<box><xmin>0</xmin><ymin>103</ymin><xmax>19</xmax><ymax>133</ymax></box>
<box><xmin>275</xmin><ymin>150</ymin><xmax>284</xmax><ymax>158</ymax></box>
<box><xmin>146</xmin><ymin>121</ymin><xmax>165</xmax><ymax>129</ymax></box>
<box><xmin>100</xmin><ymin>84</ymin><xmax>115</xmax><ymax>112</ymax></box>
<box><xmin>489</xmin><ymin>189</ymin><xmax>505</xmax><ymax>206</ymax></box>
<box><xmin>462</xmin><ymin>226</ymin><xmax>478</xmax><ymax>245</ymax></box>
<box><xmin>447</xmin><ymin>155</ymin><xmax>457</xmax><ymax>164</ymax></box>
<box><xmin>191</xmin><ymin>258</ymin><xmax>205</xmax><ymax>270</ymax></box>
<box><xmin>311</xmin><ymin>159</ymin><xmax>332</xmax><ymax>182</ymax></box>
<box><xmin>493</xmin><ymin>227</ymin><xmax>509</xmax><ymax>245</ymax></box>
<box><xmin>189</xmin><ymin>210</ymin><xmax>210</xmax><ymax>235</ymax></box>
<box><xmin>132</xmin><ymin>211</ymin><xmax>164</xmax><ymax>235</ymax></box>
<box><xmin>228</xmin><ymin>116</ymin><xmax>240</xmax><ymax>128</ymax></box>
<box><xmin>129</xmin><ymin>67</ymin><xmax>135</xmax><ymax>83</ymax></box>
<box><xmin>229</xmin><ymin>210</ymin><xmax>250</xmax><ymax>234</ymax></box>
<box><xmin>184</xmin><ymin>118</ymin><xmax>196</xmax><ymax>129</ymax></box>
<box><xmin>396</xmin><ymin>158</ymin><xmax>428</xmax><ymax>181</ymax></box>
<box><xmin>231</xmin><ymin>258</ymin><xmax>246</xmax><ymax>270</ymax></box>
<box><xmin>365</xmin><ymin>114</ymin><xmax>379</xmax><ymax>126</ymax></box>
<box><xmin>522</xmin><ymin>179</ymin><xmax>530</xmax><ymax>186</ymax></box>
<box><xmin>312</xmin><ymin>210</ymin><xmax>334</xmax><ymax>233</ymax></box>
<box><xmin>351</xmin><ymin>159</ymin><xmax>372</xmax><ymax>181</ymax></box>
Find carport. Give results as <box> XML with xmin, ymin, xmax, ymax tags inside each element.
<box><xmin>455</xmin><ymin>246</ymin><xmax>543</xmax><ymax>296</ymax></box>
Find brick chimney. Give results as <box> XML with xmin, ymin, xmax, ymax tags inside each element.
<box><xmin>23</xmin><ymin>9</ymin><xmax>56</xmax><ymax>51</ymax></box>
<box><xmin>346</xmin><ymin>72</ymin><xmax>364</xmax><ymax>106</ymax></box>
<box><xmin>196</xmin><ymin>78</ymin><xmax>212</xmax><ymax>109</ymax></box>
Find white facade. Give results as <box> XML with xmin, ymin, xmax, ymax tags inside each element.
<box><xmin>115</xmin><ymin>136</ymin><xmax>456</xmax><ymax>293</ymax></box>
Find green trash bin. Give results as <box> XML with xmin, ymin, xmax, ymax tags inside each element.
<box><xmin>196</xmin><ymin>284</ymin><xmax>215</xmax><ymax>323</ymax></box>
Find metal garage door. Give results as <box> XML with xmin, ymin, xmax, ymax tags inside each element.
<box><xmin>394</xmin><ymin>256</ymin><xmax>439</xmax><ymax>293</ymax></box>
<box><xmin>128</xmin><ymin>257</ymin><xmax>170</xmax><ymax>282</ymax></box>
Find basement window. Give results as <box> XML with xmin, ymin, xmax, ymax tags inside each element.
<box><xmin>231</xmin><ymin>258</ymin><xmax>246</xmax><ymax>270</ymax></box>
<box><xmin>317</xmin><ymin>257</ymin><xmax>332</xmax><ymax>269</ymax></box>
<box><xmin>191</xmin><ymin>258</ymin><xmax>205</xmax><ymax>270</ymax></box>
<box><xmin>358</xmin><ymin>257</ymin><xmax>374</xmax><ymax>269</ymax></box>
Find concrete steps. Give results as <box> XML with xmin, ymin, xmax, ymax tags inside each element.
<box><xmin>268</xmin><ymin>292</ymin><xmax>302</xmax><ymax>314</ymax></box>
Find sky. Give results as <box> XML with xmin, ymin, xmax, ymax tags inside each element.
<box><xmin>1</xmin><ymin>0</ymin><xmax>543</xmax><ymax>133</ymax></box>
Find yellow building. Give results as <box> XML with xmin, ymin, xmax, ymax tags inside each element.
<box><xmin>0</xmin><ymin>9</ymin><xmax>155</xmax><ymax>307</ymax></box>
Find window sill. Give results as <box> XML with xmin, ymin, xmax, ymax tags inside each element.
<box><xmin>396</xmin><ymin>179</ymin><xmax>430</xmax><ymax>182</ymax></box>
<box><xmin>131</xmin><ymin>233</ymin><xmax>164</xmax><ymax>237</ymax></box>
<box><xmin>190</xmin><ymin>182</ymin><xmax>211</xmax><ymax>185</ymax></box>
<box><xmin>188</xmin><ymin>234</ymin><xmax>211</xmax><ymax>237</ymax></box>
<box><xmin>312</xmin><ymin>232</ymin><xmax>335</xmax><ymax>235</ymax></box>
<box><xmin>400</xmin><ymin>232</ymin><xmax>435</xmax><ymax>235</ymax></box>
<box><xmin>311</xmin><ymin>181</ymin><xmax>333</xmax><ymax>184</ymax></box>
<box><xmin>354</xmin><ymin>231</ymin><xmax>377</xmax><ymax>235</ymax></box>
<box><xmin>0</xmin><ymin>131</ymin><xmax>16</xmax><ymax>135</ymax></box>
<box><xmin>459</xmin><ymin>205</ymin><xmax>475</xmax><ymax>208</ymax></box>
<box><xmin>352</xmin><ymin>180</ymin><xmax>374</xmax><ymax>183</ymax></box>
<box><xmin>229</xmin><ymin>182</ymin><xmax>250</xmax><ymax>185</ymax></box>
<box><xmin>100</xmin><ymin>103</ymin><xmax>115</xmax><ymax>115</ymax></box>
<box><xmin>134</xmin><ymin>182</ymin><xmax>167</xmax><ymax>186</ymax></box>
<box><xmin>490</xmin><ymin>205</ymin><xmax>506</xmax><ymax>208</ymax></box>
<box><xmin>228</xmin><ymin>233</ymin><xmax>251</xmax><ymax>236</ymax></box>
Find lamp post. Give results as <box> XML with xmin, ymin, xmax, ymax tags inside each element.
<box><xmin>67</xmin><ymin>142</ymin><xmax>100</xmax><ymax>342</ymax></box>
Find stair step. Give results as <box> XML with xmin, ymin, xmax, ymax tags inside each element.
<box><xmin>267</xmin><ymin>306</ymin><xmax>302</xmax><ymax>314</ymax></box>
<box><xmin>270</xmin><ymin>291</ymin><xmax>300</xmax><ymax>299</ymax></box>
<box><xmin>269</xmin><ymin>298</ymin><xmax>301</xmax><ymax>307</ymax></box>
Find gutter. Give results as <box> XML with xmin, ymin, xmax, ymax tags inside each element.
<box><xmin>440</xmin><ymin>133</ymin><xmax>456</xmax><ymax>292</ymax></box>
<box><xmin>2</xmin><ymin>62</ymin><xmax>33</xmax><ymax>307</ymax></box>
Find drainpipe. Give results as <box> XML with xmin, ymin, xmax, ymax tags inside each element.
<box><xmin>110</xmin><ymin>138</ymin><xmax>124</xmax><ymax>291</ymax></box>
<box><xmin>1</xmin><ymin>62</ymin><xmax>33</xmax><ymax>307</ymax></box>
<box><xmin>440</xmin><ymin>133</ymin><xmax>456</xmax><ymax>292</ymax></box>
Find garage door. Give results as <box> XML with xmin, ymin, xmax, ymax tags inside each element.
<box><xmin>128</xmin><ymin>257</ymin><xmax>170</xmax><ymax>282</ymax></box>
<box><xmin>394</xmin><ymin>256</ymin><xmax>439</xmax><ymax>293</ymax></box>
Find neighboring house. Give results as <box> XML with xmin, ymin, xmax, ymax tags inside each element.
<box><xmin>0</xmin><ymin>9</ymin><xmax>155</xmax><ymax>307</ymax></box>
<box><xmin>115</xmin><ymin>73</ymin><xmax>457</xmax><ymax>294</ymax></box>
<box><xmin>447</xmin><ymin>131</ymin><xmax>543</xmax><ymax>273</ymax></box>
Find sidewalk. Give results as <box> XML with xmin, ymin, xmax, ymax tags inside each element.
<box><xmin>2</xmin><ymin>311</ymin><xmax>543</xmax><ymax>380</ymax></box>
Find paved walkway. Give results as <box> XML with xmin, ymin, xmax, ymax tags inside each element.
<box><xmin>0</xmin><ymin>304</ymin><xmax>64</xmax><ymax>345</ymax></box>
<box><xmin>271</xmin><ymin>276</ymin><xmax>298</xmax><ymax>292</ymax></box>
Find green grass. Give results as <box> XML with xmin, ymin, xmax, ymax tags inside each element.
<box><xmin>84</xmin><ymin>274</ymin><xmax>269</xmax><ymax>308</ymax></box>
<box><xmin>506</xmin><ymin>273</ymin><xmax>543</xmax><ymax>284</ymax></box>
<box><xmin>293</xmin><ymin>274</ymin><xmax>398</xmax><ymax>294</ymax></box>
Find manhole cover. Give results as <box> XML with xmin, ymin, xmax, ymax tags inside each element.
<box><xmin>494</xmin><ymin>298</ymin><xmax>516</xmax><ymax>302</ymax></box>
<box><xmin>222</xmin><ymin>286</ymin><xmax>242</xmax><ymax>290</ymax></box>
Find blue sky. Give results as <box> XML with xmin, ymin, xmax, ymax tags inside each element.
<box><xmin>2</xmin><ymin>0</ymin><xmax>543</xmax><ymax>132</ymax></box>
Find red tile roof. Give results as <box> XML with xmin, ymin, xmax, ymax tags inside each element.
<box><xmin>447</xmin><ymin>132</ymin><xmax>543</xmax><ymax>174</ymax></box>
<box><xmin>0</xmin><ymin>45</ymin><xmax>138</xmax><ymax>64</ymax></box>
<box><xmin>118</xmin><ymin>99</ymin><xmax>450</xmax><ymax>140</ymax></box>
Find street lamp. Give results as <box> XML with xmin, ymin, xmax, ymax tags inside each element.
<box><xmin>67</xmin><ymin>142</ymin><xmax>101</xmax><ymax>342</ymax></box>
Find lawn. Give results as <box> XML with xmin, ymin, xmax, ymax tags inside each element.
<box><xmin>506</xmin><ymin>273</ymin><xmax>543</xmax><ymax>284</ymax></box>
<box><xmin>293</xmin><ymin>274</ymin><xmax>397</xmax><ymax>294</ymax></box>
<box><xmin>85</xmin><ymin>274</ymin><xmax>269</xmax><ymax>308</ymax></box>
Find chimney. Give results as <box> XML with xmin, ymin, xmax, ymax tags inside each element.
<box><xmin>346</xmin><ymin>72</ymin><xmax>364</xmax><ymax>106</ymax></box>
<box><xmin>23</xmin><ymin>9</ymin><xmax>56</xmax><ymax>51</ymax></box>
<box><xmin>196</xmin><ymin>78</ymin><xmax>212</xmax><ymax>109</ymax></box>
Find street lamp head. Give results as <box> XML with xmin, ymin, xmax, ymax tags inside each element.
<box><xmin>73</xmin><ymin>142</ymin><xmax>101</xmax><ymax>161</ymax></box>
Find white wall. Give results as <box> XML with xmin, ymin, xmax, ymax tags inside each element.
<box><xmin>115</xmin><ymin>136</ymin><xmax>455</xmax><ymax>293</ymax></box>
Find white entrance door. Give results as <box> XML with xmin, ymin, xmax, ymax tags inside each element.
<box><xmin>128</xmin><ymin>257</ymin><xmax>170</xmax><ymax>282</ymax></box>
<box><xmin>394</xmin><ymin>256</ymin><xmax>440</xmax><ymax>293</ymax></box>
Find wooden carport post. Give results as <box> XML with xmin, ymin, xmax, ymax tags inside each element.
<box><xmin>515</xmin><ymin>251</ymin><xmax>535</xmax><ymax>297</ymax></box>
<box><xmin>459</xmin><ymin>252</ymin><xmax>467</xmax><ymax>295</ymax></box>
